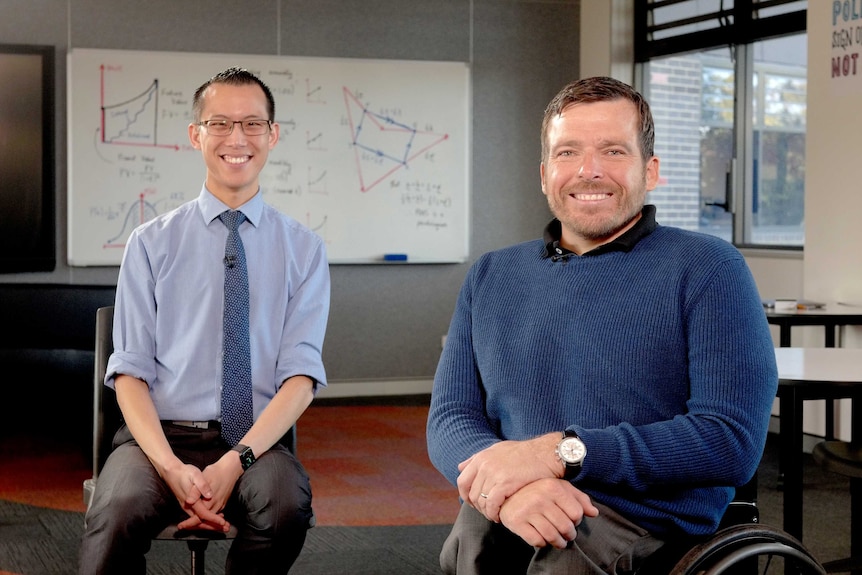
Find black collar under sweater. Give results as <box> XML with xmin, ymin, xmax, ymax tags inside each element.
<box><xmin>542</xmin><ymin>205</ymin><xmax>659</xmax><ymax>259</ymax></box>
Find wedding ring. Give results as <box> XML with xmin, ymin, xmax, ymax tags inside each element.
<box><xmin>480</xmin><ymin>492</ymin><xmax>489</xmax><ymax>499</ymax></box>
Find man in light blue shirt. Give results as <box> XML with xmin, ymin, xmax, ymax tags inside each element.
<box><xmin>80</xmin><ymin>67</ymin><xmax>329</xmax><ymax>575</ymax></box>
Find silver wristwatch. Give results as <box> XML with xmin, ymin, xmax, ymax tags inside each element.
<box><xmin>555</xmin><ymin>430</ymin><xmax>586</xmax><ymax>479</ymax></box>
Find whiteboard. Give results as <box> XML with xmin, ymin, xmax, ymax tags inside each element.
<box><xmin>67</xmin><ymin>48</ymin><xmax>470</xmax><ymax>265</ymax></box>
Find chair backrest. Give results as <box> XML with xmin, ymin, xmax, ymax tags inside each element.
<box><xmin>83</xmin><ymin>306</ymin><xmax>117</xmax><ymax>509</ymax></box>
<box><xmin>91</xmin><ymin>305</ymin><xmax>121</xmax><ymax>479</ymax></box>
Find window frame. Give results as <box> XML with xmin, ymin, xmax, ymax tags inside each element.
<box><xmin>635</xmin><ymin>1</ymin><xmax>807</xmax><ymax>250</ymax></box>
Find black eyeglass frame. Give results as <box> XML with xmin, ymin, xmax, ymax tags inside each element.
<box><xmin>197</xmin><ymin>119</ymin><xmax>272</xmax><ymax>136</ymax></box>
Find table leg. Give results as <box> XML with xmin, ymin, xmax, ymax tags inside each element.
<box><xmin>779</xmin><ymin>386</ymin><xmax>804</xmax><ymax>541</ymax></box>
<box><xmin>826</xmin><ymin>401</ymin><xmax>836</xmax><ymax>441</ymax></box>
<box><xmin>776</xmin><ymin>327</ymin><xmax>791</xmax><ymax>491</ymax></box>
<box><xmin>825</xmin><ymin>325</ymin><xmax>836</xmax><ymax>441</ymax></box>
<box><xmin>779</xmin><ymin>325</ymin><xmax>791</xmax><ymax>348</ymax></box>
<box><xmin>853</xmin><ymin>397</ymin><xmax>862</xmax><ymax>574</ymax></box>
<box><xmin>825</xmin><ymin>324</ymin><xmax>837</xmax><ymax>348</ymax></box>
<box><xmin>851</xmin><ymin>476</ymin><xmax>862</xmax><ymax>575</ymax></box>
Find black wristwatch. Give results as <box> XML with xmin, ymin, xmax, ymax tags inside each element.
<box><xmin>231</xmin><ymin>444</ymin><xmax>256</xmax><ymax>471</ymax></box>
<box><xmin>555</xmin><ymin>430</ymin><xmax>586</xmax><ymax>479</ymax></box>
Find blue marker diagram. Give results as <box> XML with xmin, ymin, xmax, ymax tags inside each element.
<box><xmin>343</xmin><ymin>87</ymin><xmax>449</xmax><ymax>193</ymax></box>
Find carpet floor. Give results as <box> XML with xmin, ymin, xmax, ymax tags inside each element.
<box><xmin>0</xmin><ymin>499</ymin><xmax>451</xmax><ymax>575</ymax></box>
<box><xmin>0</xmin><ymin>399</ymin><xmax>458</xmax><ymax>574</ymax></box>
<box><xmin>0</xmin><ymin>402</ymin><xmax>459</xmax><ymax>526</ymax></box>
<box><xmin>0</xmin><ymin>400</ymin><xmax>854</xmax><ymax>574</ymax></box>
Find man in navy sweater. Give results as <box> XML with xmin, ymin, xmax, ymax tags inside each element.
<box><xmin>426</xmin><ymin>76</ymin><xmax>777</xmax><ymax>574</ymax></box>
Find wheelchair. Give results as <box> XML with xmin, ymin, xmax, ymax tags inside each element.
<box><xmin>664</xmin><ymin>523</ymin><xmax>826</xmax><ymax>574</ymax></box>
<box><xmin>636</xmin><ymin>474</ymin><xmax>825</xmax><ymax>574</ymax></box>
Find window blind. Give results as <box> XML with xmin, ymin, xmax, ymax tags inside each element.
<box><xmin>635</xmin><ymin>0</ymin><xmax>807</xmax><ymax>62</ymax></box>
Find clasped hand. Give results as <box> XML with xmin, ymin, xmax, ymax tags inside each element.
<box><xmin>162</xmin><ymin>453</ymin><xmax>242</xmax><ymax>532</ymax></box>
<box><xmin>457</xmin><ymin>435</ymin><xmax>599</xmax><ymax>549</ymax></box>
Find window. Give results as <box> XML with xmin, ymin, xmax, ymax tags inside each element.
<box><xmin>636</xmin><ymin>1</ymin><xmax>807</xmax><ymax>248</ymax></box>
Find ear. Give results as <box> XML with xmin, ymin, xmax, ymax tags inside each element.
<box><xmin>188</xmin><ymin>123</ymin><xmax>202</xmax><ymax>150</ymax></box>
<box><xmin>268</xmin><ymin>122</ymin><xmax>280</xmax><ymax>150</ymax></box>
<box><xmin>644</xmin><ymin>156</ymin><xmax>660</xmax><ymax>191</ymax></box>
<box><xmin>540</xmin><ymin>162</ymin><xmax>547</xmax><ymax>195</ymax></box>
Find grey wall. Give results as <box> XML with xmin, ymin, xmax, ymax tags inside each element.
<box><xmin>0</xmin><ymin>0</ymin><xmax>579</xmax><ymax>382</ymax></box>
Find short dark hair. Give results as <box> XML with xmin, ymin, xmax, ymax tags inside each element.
<box><xmin>192</xmin><ymin>67</ymin><xmax>276</xmax><ymax>122</ymax></box>
<box><xmin>541</xmin><ymin>76</ymin><xmax>655</xmax><ymax>162</ymax></box>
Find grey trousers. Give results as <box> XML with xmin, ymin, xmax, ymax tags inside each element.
<box><xmin>79</xmin><ymin>422</ymin><xmax>313</xmax><ymax>575</ymax></box>
<box><xmin>440</xmin><ymin>501</ymin><xmax>665</xmax><ymax>575</ymax></box>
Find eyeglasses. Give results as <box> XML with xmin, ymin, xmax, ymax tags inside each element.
<box><xmin>197</xmin><ymin>119</ymin><xmax>272</xmax><ymax>136</ymax></box>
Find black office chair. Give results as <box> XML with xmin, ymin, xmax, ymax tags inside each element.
<box><xmin>637</xmin><ymin>473</ymin><xmax>826</xmax><ymax>574</ymax></box>
<box><xmin>83</xmin><ymin>305</ymin><xmax>298</xmax><ymax>575</ymax></box>
<box><xmin>812</xmin><ymin>440</ymin><xmax>862</xmax><ymax>573</ymax></box>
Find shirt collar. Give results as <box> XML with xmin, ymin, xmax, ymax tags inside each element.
<box><xmin>543</xmin><ymin>204</ymin><xmax>659</xmax><ymax>259</ymax></box>
<box><xmin>198</xmin><ymin>185</ymin><xmax>264</xmax><ymax>228</ymax></box>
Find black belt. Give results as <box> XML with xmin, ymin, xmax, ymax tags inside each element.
<box><xmin>168</xmin><ymin>420</ymin><xmax>218</xmax><ymax>429</ymax></box>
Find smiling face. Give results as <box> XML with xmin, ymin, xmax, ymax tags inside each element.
<box><xmin>540</xmin><ymin>98</ymin><xmax>659</xmax><ymax>255</ymax></box>
<box><xmin>188</xmin><ymin>82</ymin><xmax>279</xmax><ymax>208</ymax></box>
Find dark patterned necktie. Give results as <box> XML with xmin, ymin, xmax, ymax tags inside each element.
<box><xmin>218</xmin><ymin>210</ymin><xmax>253</xmax><ymax>446</ymax></box>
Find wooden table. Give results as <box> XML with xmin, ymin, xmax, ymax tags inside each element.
<box><xmin>774</xmin><ymin>347</ymin><xmax>862</xmax><ymax>546</ymax></box>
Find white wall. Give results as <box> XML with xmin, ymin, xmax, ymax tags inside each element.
<box><xmin>579</xmin><ymin>0</ymin><xmax>633</xmax><ymax>83</ymax></box>
<box><xmin>802</xmin><ymin>4</ymin><xmax>862</xmax><ymax>439</ymax></box>
<box><xmin>804</xmin><ymin>5</ymin><xmax>862</xmax><ymax>311</ymax></box>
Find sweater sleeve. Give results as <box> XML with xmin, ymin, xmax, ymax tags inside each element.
<box><xmin>427</xmin><ymin>262</ymin><xmax>500</xmax><ymax>486</ymax></box>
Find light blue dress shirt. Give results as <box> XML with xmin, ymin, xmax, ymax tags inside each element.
<box><xmin>106</xmin><ymin>186</ymin><xmax>330</xmax><ymax>422</ymax></box>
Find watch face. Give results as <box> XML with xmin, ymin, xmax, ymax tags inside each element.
<box><xmin>239</xmin><ymin>447</ymin><xmax>256</xmax><ymax>470</ymax></box>
<box><xmin>559</xmin><ymin>437</ymin><xmax>586</xmax><ymax>464</ymax></box>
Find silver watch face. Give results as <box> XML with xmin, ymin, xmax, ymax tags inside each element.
<box><xmin>558</xmin><ymin>436</ymin><xmax>586</xmax><ymax>465</ymax></box>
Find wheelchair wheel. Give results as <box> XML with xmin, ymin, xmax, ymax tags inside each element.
<box><xmin>669</xmin><ymin>524</ymin><xmax>826</xmax><ymax>575</ymax></box>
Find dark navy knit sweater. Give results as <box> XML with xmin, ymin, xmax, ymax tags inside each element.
<box><xmin>427</xmin><ymin>215</ymin><xmax>777</xmax><ymax>537</ymax></box>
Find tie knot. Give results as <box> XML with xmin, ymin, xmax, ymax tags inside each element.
<box><xmin>219</xmin><ymin>210</ymin><xmax>246</xmax><ymax>232</ymax></box>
